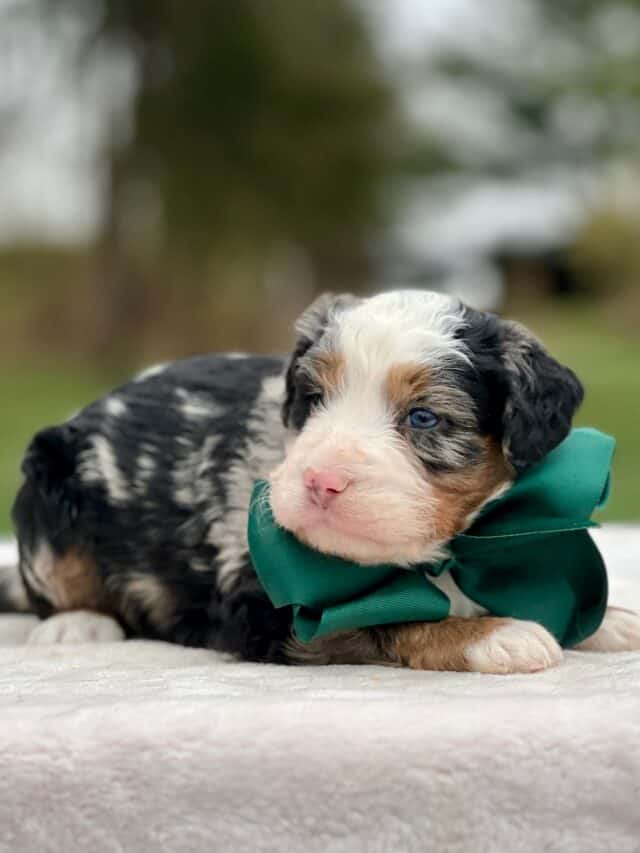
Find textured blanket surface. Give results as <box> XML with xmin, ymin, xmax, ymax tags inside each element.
<box><xmin>1</xmin><ymin>529</ymin><xmax>639</xmax><ymax>853</ymax></box>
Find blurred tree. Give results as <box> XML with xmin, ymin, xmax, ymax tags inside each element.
<box><xmin>571</xmin><ymin>200</ymin><xmax>640</xmax><ymax>325</ymax></box>
<box><xmin>406</xmin><ymin>0</ymin><xmax>640</xmax><ymax>175</ymax></box>
<box><xmin>4</xmin><ymin>0</ymin><xmax>640</xmax><ymax>362</ymax></box>
<box><xmin>56</xmin><ymin>0</ymin><xmax>399</xmax><ymax>359</ymax></box>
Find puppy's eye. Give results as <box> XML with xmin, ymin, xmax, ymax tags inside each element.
<box><xmin>406</xmin><ymin>407</ymin><xmax>440</xmax><ymax>430</ymax></box>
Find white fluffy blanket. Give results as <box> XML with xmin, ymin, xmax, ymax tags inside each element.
<box><xmin>1</xmin><ymin>529</ymin><xmax>639</xmax><ymax>853</ymax></box>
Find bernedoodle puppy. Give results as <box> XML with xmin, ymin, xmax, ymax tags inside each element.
<box><xmin>5</xmin><ymin>290</ymin><xmax>640</xmax><ymax>672</ymax></box>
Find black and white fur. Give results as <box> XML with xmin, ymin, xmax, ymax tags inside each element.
<box><xmin>5</xmin><ymin>290</ymin><xmax>640</xmax><ymax>672</ymax></box>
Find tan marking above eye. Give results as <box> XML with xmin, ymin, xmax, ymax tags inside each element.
<box><xmin>388</xmin><ymin>371</ymin><xmax>480</xmax><ymax>432</ymax></box>
<box><xmin>312</xmin><ymin>351</ymin><xmax>345</xmax><ymax>396</ymax></box>
<box><xmin>384</xmin><ymin>363</ymin><xmax>432</xmax><ymax>412</ymax></box>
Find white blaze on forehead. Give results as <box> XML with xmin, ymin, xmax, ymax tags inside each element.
<box><xmin>311</xmin><ymin>290</ymin><xmax>469</xmax><ymax>433</ymax></box>
<box><xmin>335</xmin><ymin>290</ymin><xmax>467</xmax><ymax>381</ymax></box>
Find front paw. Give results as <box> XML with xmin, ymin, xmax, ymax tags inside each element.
<box><xmin>464</xmin><ymin>619</ymin><xmax>562</xmax><ymax>674</ymax></box>
<box><xmin>28</xmin><ymin>611</ymin><xmax>125</xmax><ymax>645</ymax></box>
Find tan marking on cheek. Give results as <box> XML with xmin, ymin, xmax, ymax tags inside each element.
<box><xmin>428</xmin><ymin>439</ymin><xmax>514</xmax><ymax>541</ymax></box>
<box><xmin>384</xmin><ymin>363</ymin><xmax>432</xmax><ymax>412</ymax></box>
<box><xmin>46</xmin><ymin>549</ymin><xmax>107</xmax><ymax>611</ymax></box>
<box><xmin>314</xmin><ymin>351</ymin><xmax>345</xmax><ymax>397</ymax></box>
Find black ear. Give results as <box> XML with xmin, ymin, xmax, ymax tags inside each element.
<box><xmin>499</xmin><ymin>320</ymin><xmax>584</xmax><ymax>471</ymax></box>
<box><xmin>21</xmin><ymin>424</ymin><xmax>80</xmax><ymax>497</ymax></box>
<box><xmin>282</xmin><ymin>292</ymin><xmax>358</xmax><ymax>428</ymax></box>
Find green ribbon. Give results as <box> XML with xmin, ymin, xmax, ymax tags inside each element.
<box><xmin>248</xmin><ymin>428</ymin><xmax>615</xmax><ymax>648</ymax></box>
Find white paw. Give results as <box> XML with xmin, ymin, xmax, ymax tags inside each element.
<box><xmin>576</xmin><ymin>607</ymin><xmax>640</xmax><ymax>652</ymax></box>
<box><xmin>28</xmin><ymin>611</ymin><xmax>125</xmax><ymax>645</ymax></box>
<box><xmin>464</xmin><ymin>619</ymin><xmax>563</xmax><ymax>675</ymax></box>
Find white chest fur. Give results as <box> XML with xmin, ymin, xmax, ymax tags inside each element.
<box><xmin>427</xmin><ymin>570</ymin><xmax>488</xmax><ymax>619</ymax></box>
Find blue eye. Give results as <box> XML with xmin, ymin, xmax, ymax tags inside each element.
<box><xmin>407</xmin><ymin>407</ymin><xmax>440</xmax><ymax>430</ymax></box>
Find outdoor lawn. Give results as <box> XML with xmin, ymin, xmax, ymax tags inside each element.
<box><xmin>0</xmin><ymin>302</ymin><xmax>637</xmax><ymax>536</ymax></box>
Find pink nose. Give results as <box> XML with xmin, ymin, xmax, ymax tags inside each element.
<box><xmin>303</xmin><ymin>467</ymin><xmax>351</xmax><ymax>509</ymax></box>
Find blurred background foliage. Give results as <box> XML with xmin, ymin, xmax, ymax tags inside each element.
<box><xmin>0</xmin><ymin>0</ymin><xmax>638</xmax><ymax>530</ymax></box>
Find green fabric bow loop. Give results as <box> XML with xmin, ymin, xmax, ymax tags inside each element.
<box><xmin>248</xmin><ymin>428</ymin><xmax>614</xmax><ymax>648</ymax></box>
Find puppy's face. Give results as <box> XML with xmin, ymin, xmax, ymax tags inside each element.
<box><xmin>269</xmin><ymin>290</ymin><xmax>583</xmax><ymax>566</ymax></box>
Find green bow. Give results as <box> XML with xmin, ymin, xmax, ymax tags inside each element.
<box><xmin>248</xmin><ymin>428</ymin><xmax>614</xmax><ymax>648</ymax></box>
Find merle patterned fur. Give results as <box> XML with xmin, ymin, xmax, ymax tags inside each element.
<box><xmin>13</xmin><ymin>355</ymin><xmax>293</xmax><ymax>661</ymax></box>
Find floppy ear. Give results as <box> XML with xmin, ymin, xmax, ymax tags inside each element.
<box><xmin>499</xmin><ymin>320</ymin><xmax>584</xmax><ymax>471</ymax></box>
<box><xmin>282</xmin><ymin>292</ymin><xmax>358</xmax><ymax>428</ymax></box>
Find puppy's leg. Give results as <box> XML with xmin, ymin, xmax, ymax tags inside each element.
<box><xmin>575</xmin><ymin>606</ymin><xmax>640</xmax><ymax>652</ymax></box>
<box><xmin>28</xmin><ymin>611</ymin><xmax>125</xmax><ymax>645</ymax></box>
<box><xmin>15</xmin><ymin>541</ymin><xmax>124</xmax><ymax>644</ymax></box>
<box><xmin>287</xmin><ymin>616</ymin><xmax>562</xmax><ymax>674</ymax></box>
<box><xmin>398</xmin><ymin>618</ymin><xmax>563</xmax><ymax>673</ymax></box>
<box><xmin>14</xmin><ymin>493</ymin><xmax>124</xmax><ymax>645</ymax></box>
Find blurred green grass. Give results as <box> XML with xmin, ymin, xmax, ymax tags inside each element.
<box><xmin>0</xmin><ymin>304</ymin><xmax>637</xmax><ymax>534</ymax></box>
<box><xmin>523</xmin><ymin>303</ymin><xmax>639</xmax><ymax>523</ymax></box>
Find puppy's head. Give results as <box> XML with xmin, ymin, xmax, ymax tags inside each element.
<box><xmin>269</xmin><ymin>290</ymin><xmax>583</xmax><ymax>566</ymax></box>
